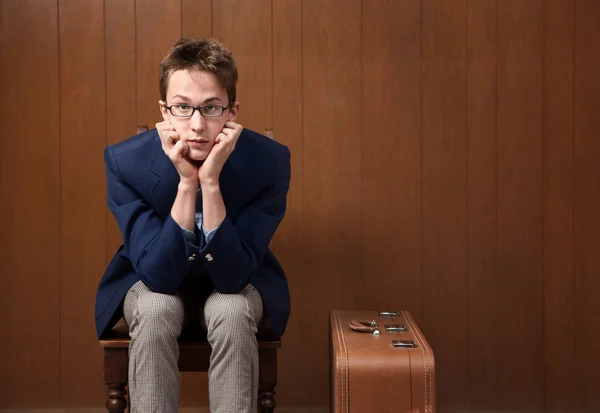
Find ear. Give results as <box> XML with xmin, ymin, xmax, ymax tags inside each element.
<box><xmin>158</xmin><ymin>100</ymin><xmax>169</xmax><ymax>122</ymax></box>
<box><xmin>228</xmin><ymin>101</ymin><xmax>239</xmax><ymax>122</ymax></box>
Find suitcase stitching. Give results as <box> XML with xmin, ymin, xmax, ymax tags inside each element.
<box><xmin>334</xmin><ymin>310</ymin><xmax>349</xmax><ymax>413</ymax></box>
<box><xmin>414</xmin><ymin>313</ymin><xmax>432</xmax><ymax>413</ymax></box>
<box><xmin>341</xmin><ymin>311</ymin><xmax>349</xmax><ymax>412</ymax></box>
<box><xmin>404</xmin><ymin>311</ymin><xmax>433</xmax><ymax>413</ymax></box>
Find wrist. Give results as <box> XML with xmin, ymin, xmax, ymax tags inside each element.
<box><xmin>178</xmin><ymin>180</ymin><xmax>198</xmax><ymax>192</ymax></box>
<box><xmin>200</xmin><ymin>181</ymin><xmax>220</xmax><ymax>193</ymax></box>
<box><xmin>199</xmin><ymin>177</ymin><xmax>219</xmax><ymax>189</ymax></box>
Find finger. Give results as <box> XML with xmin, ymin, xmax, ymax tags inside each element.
<box><xmin>221</xmin><ymin>127</ymin><xmax>235</xmax><ymax>136</ymax></box>
<box><xmin>160</xmin><ymin>131</ymin><xmax>180</xmax><ymax>146</ymax></box>
<box><xmin>166</xmin><ymin>131</ymin><xmax>180</xmax><ymax>142</ymax></box>
<box><xmin>156</xmin><ymin>120</ymin><xmax>175</xmax><ymax>131</ymax></box>
<box><xmin>219</xmin><ymin>133</ymin><xmax>237</xmax><ymax>147</ymax></box>
<box><xmin>224</xmin><ymin>126</ymin><xmax>241</xmax><ymax>136</ymax></box>
<box><xmin>214</xmin><ymin>134</ymin><xmax>236</xmax><ymax>154</ymax></box>
<box><xmin>225</xmin><ymin>123</ymin><xmax>242</xmax><ymax>135</ymax></box>
<box><xmin>222</xmin><ymin>126</ymin><xmax>241</xmax><ymax>137</ymax></box>
<box><xmin>163</xmin><ymin>125</ymin><xmax>177</xmax><ymax>134</ymax></box>
<box><xmin>223</xmin><ymin>121</ymin><xmax>241</xmax><ymax>129</ymax></box>
<box><xmin>169</xmin><ymin>140</ymin><xmax>188</xmax><ymax>160</ymax></box>
<box><xmin>160</xmin><ymin>132</ymin><xmax>180</xmax><ymax>152</ymax></box>
<box><xmin>176</xmin><ymin>140</ymin><xmax>188</xmax><ymax>154</ymax></box>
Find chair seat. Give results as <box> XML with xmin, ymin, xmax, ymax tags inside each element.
<box><xmin>99</xmin><ymin>320</ymin><xmax>281</xmax><ymax>349</ymax></box>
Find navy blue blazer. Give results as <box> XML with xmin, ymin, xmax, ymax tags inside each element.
<box><xmin>95</xmin><ymin>128</ymin><xmax>291</xmax><ymax>339</ymax></box>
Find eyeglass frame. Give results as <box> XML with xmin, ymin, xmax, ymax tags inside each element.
<box><xmin>163</xmin><ymin>102</ymin><xmax>231</xmax><ymax>118</ymax></box>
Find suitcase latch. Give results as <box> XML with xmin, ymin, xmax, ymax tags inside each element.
<box><xmin>392</xmin><ymin>340</ymin><xmax>416</xmax><ymax>348</ymax></box>
<box><xmin>379</xmin><ymin>311</ymin><xmax>399</xmax><ymax>317</ymax></box>
<box><xmin>384</xmin><ymin>324</ymin><xmax>407</xmax><ymax>332</ymax></box>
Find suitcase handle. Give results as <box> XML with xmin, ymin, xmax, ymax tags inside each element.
<box><xmin>349</xmin><ymin>319</ymin><xmax>380</xmax><ymax>335</ymax></box>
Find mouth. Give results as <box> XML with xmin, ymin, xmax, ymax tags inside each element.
<box><xmin>187</xmin><ymin>139</ymin><xmax>209</xmax><ymax>149</ymax></box>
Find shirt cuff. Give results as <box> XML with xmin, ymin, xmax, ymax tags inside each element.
<box><xmin>202</xmin><ymin>225</ymin><xmax>219</xmax><ymax>244</ymax></box>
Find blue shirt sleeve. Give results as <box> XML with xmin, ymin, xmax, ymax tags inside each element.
<box><xmin>178</xmin><ymin>223</ymin><xmax>220</xmax><ymax>245</ymax></box>
<box><xmin>202</xmin><ymin>225</ymin><xmax>219</xmax><ymax>244</ymax></box>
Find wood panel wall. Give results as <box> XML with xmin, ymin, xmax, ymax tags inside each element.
<box><xmin>1</xmin><ymin>1</ymin><xmax>599</xmax><ymax>412</ymax></box>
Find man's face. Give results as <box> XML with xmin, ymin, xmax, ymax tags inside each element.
<box><xmin>159</xmin><ymin>69</ymin><xmax>238</xmax><ymax>161</ymax></box>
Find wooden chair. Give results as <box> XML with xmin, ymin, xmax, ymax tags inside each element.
<box><xmin>99</xmin><ymin>320</ymin><xmax>280</xmax><ymax>413</ymax></box>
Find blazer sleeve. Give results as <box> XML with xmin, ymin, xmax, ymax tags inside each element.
<box><xmin>197</xmin><ymin>147</ymin><xmax>291</xmax><ymax>293</ymax></box>
<box><xmin>105</xmin><ymin>146</ymin><xmax>195</xmax><ymax>294</ymax></box>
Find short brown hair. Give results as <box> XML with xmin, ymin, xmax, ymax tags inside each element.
<box><xmin>159</xmin><ymin>37</ymin><xmax>238</xmax><ymax>104</ymax></box>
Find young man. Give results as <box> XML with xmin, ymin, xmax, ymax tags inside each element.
<box><xmin>94</xmin><ymin>37</ymin><xmax>291</xmax><ymax>413</ymax></box>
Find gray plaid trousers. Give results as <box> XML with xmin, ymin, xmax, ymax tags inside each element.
<box><xmin>124</xmin><ymin>280</ymin><xmax>264</xmax><ymax>413</ymax></box>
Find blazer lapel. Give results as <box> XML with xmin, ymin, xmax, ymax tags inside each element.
<box><xmin>149</xmin><ymin>135</ymin><xmax>179</xmax><ymax>219</ymax></box>
<box><xmin>218</xmin><ymin>140</ymin><xmax>248</xmax><ymax>215</ymax></box>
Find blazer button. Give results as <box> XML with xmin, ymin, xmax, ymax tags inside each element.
<box><xmin>205</xmin><ymin>253</ymin><xmax>214</xmax><ymax>262</ymax></box>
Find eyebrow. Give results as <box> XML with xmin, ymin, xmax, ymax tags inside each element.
<box><xmin>171</xmin><ymin>95</ymin><xmax>223</xmax><ymax>104</ymax></box>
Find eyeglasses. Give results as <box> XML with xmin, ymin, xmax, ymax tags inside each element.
<box><xmin>164</xmin><ymin>103</ymin><xmax>229</xmax><ymax>118</ymax></box>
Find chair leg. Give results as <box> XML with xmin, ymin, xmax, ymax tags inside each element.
<box><xmin>104</xmin><ymin>348</ymin><xmax>128</xmax><ymax>413</ymax></box>
<box><xmin>258</xmin><ymin>348</ymin><xmax>277</xmax><ymax>413</ymax></box>
<box><xmin>106</xmin><ymin>383</ymin><xmax>127</xmax><ymax>413</ymax></box>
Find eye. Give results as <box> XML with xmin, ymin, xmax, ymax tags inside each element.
<box><xmin>205</xmin><ymin>105</ymin><xmax>216</xmax><ymax>111</ymax></box>
<box><xmin>177</xmin><ymin>105</ymin><xmax>191</xmax><ymax>110</ymax></box>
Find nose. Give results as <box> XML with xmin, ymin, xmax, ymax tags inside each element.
<box><xmin>190</xmin><ymin>109</ymin><xmax>205</xmax><ymax>132</ymax></box>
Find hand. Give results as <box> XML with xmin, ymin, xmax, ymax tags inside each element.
<box><xmin>198</xmin><ymin>121</ymin><xmax>242</xmax><ymax>186</ymax></box>
<box><xmin>156</xmin><ymin>120</ymin><xmax>198</xmax><ymax>186</ymax></box>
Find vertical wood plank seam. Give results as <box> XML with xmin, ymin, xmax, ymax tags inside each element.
<box><xmin>270</xmin><ymin>0</ymin><xmax>275</xmax><ymax>255</ymax></box>
<box><xmin>359</xmin><ymin>0</ymin><xmax>364</xmax><ymax>307</ymax></box>
<box><xmin>494</xmin><ymin>0</ymin><xmax>499</xmax><ymax>400</ymax></box>
<box><xmin>572</xmin><ymin>1</ymin><xmax>579</xmax><ymax>409</ymax></box>
<box><xmin>301</xmin><ymin>0</ymin><xmax>305</xmax><ymax>273</ymax></box>
<box><xmin>419</xmin><ymin>0</ymin><xmax>424</xmax><ymax>326</ymax></box>
<box><xmin>540</xmin><ymin>1</ymin><xmax>547</xmax><ymax>410</ymax></box>
<box><xmin>134</xmin><ymin>0</ymin><xmax>138</xmax><ymax>125</ymax></box>
<box><xmin>104</xmin><ymin>0</ymin><xmax>109</xmax><ymax>272</ymax></box>
<box><xmin>56</xmin><ymin>0</ymin><xmax>63</xmax><ymax>403</ymax></box>
<box><xmin>492</xmin><ymin>0</ymin><xmax>500</xmax><ymax>400</ymax></box>
<box><xmin>301</xmin><ymin>0</ymin><xmax>305</xmax><ymax>284</ymax></box>
<box><xmin>464</xmin><ymin>1</ymin><xmax>470</xmax><ymax>406</ymax></box>
<box><xmin>104</xmin><ymin>1</ymin><xmax>108</xmax><ymax>258</ymax></box>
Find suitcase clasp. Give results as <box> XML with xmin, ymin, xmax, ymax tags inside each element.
<box><xmin>392</xmin><ymin>340</ymin><xmax>416</xmax><ymax>348</ymax></box>
<box><xmin>384</xmin><ymin>324</ymin><xmax>407</xmax><ymax>332</ymax></box>
<box><xmin>379</xmin><ymin>311</ymin><xmax>399</xmax><ymax>317</ymax></box>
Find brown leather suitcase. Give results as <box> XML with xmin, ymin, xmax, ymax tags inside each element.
<box><xmin>329</xmin><ymin>310</ymin><xmax>436</xmax><ymax>413</ymax></box>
